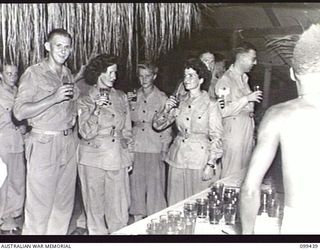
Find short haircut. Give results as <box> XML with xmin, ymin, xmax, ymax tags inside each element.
<box><xmin>137</xmin><ymin>61</ymin><xmax>159</xmax><ymax>75</ymax></box>
<box><xmin>292</xmin><ymin>24</ymin><xmax>320</xmax><ymax>75</ymax></box>
<box><xmin>47</xmin><ymin>28</ymin><xmax>72</xmax><ymax>43</ymax></box>
<box><xmin>84</xmin><ymin>54</ymin><xmax>118</xmax><ymax>86</ymax></box>
<box><xmin>0</xmin><ymin>58</ymin><xmax>16</xmax><ymax>72</ymax></box>
<box><xmin>184</xmin><ymin>58</ymin><xmax>211</xmax><ymax>88</ymax></box>
<box><xmin>233</xmin><ymin>41</ymin><xmax>256</xmax><ymax>60</ymax></box>
<box><xmin>199</xmin><ymin>51</ymin><xmax>214</xmax><ymax>59</ymax></box>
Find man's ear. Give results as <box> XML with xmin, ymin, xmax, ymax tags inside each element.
<box><xmin>289</xmin><ymin>67</ymin><xmax>296</xmax><ymax>81</ymax></box>
<box><xmin>44</xmin><ymin>42</ymin><xmax>50</xmax><ymax>52</ymax></box>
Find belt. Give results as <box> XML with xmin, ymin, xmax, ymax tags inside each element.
<box><xmin>31</xmin><ymin>127</ymin><xmax>74</xmax><ymax>136</ymax></box>
<box><xmin>132</xmin><ymin>121</ymin><xmax>152</xmax><ymax>127</ymax></box>
<box><xmin>177</xmin><ymin>132</ymin><xmax>208</xmax><ymax>140</ymax></box>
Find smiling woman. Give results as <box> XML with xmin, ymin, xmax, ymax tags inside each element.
<box><xmin>152</xmin><ymin>58</ymin><xmax>223</xmax><ymax>206</ymax></box>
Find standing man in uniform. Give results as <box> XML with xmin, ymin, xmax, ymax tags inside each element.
<box><xmin>14</xmin><ymin>28</ymin><xmax>79</xmax><ymax>235</ymax></box>
<box><xmin>215</xmin><ymin>42</ymin><xmax>262</xmax><ymax>178</ymax></box>
<box><xmin>0</xmin><ymin>62</ymin><xmax>26</xmax><ymax>235</ymax></box>
<box><xmin>241</xmin><ymin>24</ymin><xmax>320</xmax><ymax>234</ymax></box>
<box><xmin>128</xmin><ymin>62</ymin><xmax>172</xmax><ymax>222</ymax></box>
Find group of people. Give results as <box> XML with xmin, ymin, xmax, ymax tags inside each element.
<box><xmin>1</xmin><ymin>23</ymin><xmax>319</xmax><ymax>235</ymax></box>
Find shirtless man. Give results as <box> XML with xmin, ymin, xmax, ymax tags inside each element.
<box><xmin>240</xmin><ymin>24</ymin><xmax>320</xmax><ymax>234</ymax></box>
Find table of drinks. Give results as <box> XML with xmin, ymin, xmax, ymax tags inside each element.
<box><xmin>113</xmin><ymin>182</ymin><xmax>242</xmax><ymax>235</ymax></box>
<box><xmin>113</xmin><ymin>167</ymin><xmax>282</xmax><ymax>235</ymax></box>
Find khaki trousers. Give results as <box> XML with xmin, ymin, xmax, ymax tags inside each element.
<box><xmin>167</xmin><ymin>166</ymin><xmax>214</xmax><ymax>206</ymax></box>
<box><xmin>129</xmin><ymin>152</ymin><xmax>167</xmax><ymax>217</ymax></box>
<box><xmin>22</xmin><ymin>132</ymin><xmax>77</xmax><ymax>235</ymax></box>
<box><xmin>78</xmin><ymin>164</ymin><xmax>130</xmax><ymax>234</ymax></box>
<box><xmin>0</xmin><ymin>151</ymin><xmax>25</xmax><ymax>228</ymax></box>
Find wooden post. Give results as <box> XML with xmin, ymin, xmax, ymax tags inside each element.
<box><xmin>263</xmin><ymin>65</ymin><xmax>272</xmax><ymax>108</ymax></box>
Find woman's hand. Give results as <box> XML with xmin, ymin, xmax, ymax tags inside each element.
<box><xmin>95</xmin><ymin>95</ymin><xmax>109</xmax><ymax>107</ymax></box>
<box><xmin>164</xmin><ymin>95</ymin><xmax>179</xmax><ymax>112</ymax></box>
<box><xmin>202</xmin><ymin>164</ymin><xmax>214</xmax><ymax>181</ymax></box>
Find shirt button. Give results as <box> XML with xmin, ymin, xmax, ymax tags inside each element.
<box><xmin>188</xmin><ymin>105</ymin><xmax>191</xmax><ymax>108</ymax></box>
<box><xmin>112</xmin><ymin>125</ymin><xmax>116</xmax><ymax>129</ymax></box>
<box><xmin>144</xmin><ymin>100</ymin><xmax>147</xmax><ymax>103</ymax></box>
<box><xmin>198</xmin><ymin>116</ymin><xmax>201</xmax><ymax>119</ymax></box>
<box><xmin>182</xmin><ymin>139</ymin><xmax>185</xmax><ymax>143</ymax></box>
<box><xmin>143</xmin><ymin>110</ymin><xmax>146</xmax><ymax>113</ymax></box>
<box><xmin>186</xmin><ymin>117</ymin><xmax>189</xmax><ymax>121</ymax></box>
<box><xmin>112</xmin><ymin>114</ymin><xmax>115</xmax><ymax>117</ymax></box>
<box><xmin>142</xmin><ymin>120</ymin><xmax>145</xmax><ymax>123</ymax></box>
<box><xmin>112</xmin><ymin>139</ymin><xmax>115</xmax><ymax>142</ymax></box>
<box><xmin>142</xmin><ymin>128</ymin><xmax>145</xmax><ymax>131</ymax></box>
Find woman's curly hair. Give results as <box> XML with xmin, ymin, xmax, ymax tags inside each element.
<box><xmin>84</xmin><ymin>54</ymin><xmax>118</xmax><ymax>86</ymax></box>
<box><xmin>184</xmin><ymin>58</ymin><xmax>211</xmax><ymax>89</ymax></box>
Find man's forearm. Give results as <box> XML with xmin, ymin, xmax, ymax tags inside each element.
<box><xmin>14</xmin><ymin>94</ymin><xmax>57</xmax><ymax>121</ymax></box>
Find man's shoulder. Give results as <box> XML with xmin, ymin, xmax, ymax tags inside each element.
<box><xmin>264</xmin><ymin>99</ymin><xmax>299</xmax><ymax>122</ymax></box>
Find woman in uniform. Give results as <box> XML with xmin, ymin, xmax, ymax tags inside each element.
<box><xmin>153</xmin><ymin>58</ymin><xmax>223</xmax><ymax>205</ymax></box>
<box><xmin>77</xmin><ymin>54</ymin><xmax>133</xmax><ymax>234</ymax></box>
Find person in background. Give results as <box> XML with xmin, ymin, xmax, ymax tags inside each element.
<box><xmin>14</xmin><ymin>28</ymin><xmax>79</xmax><ymax>235</ymax></box>
<box><xmin>0</xmin><ymin>61</ymin><xmax>26</xmax><ymax>235</ymax></box>
<box><xmin>215</xmin><ymin>41</ymin><xmax>262</xmax><ymax>179</ymax></box>
<box><xmin>208</xmin><ymin>53</ymin><xmax>226</xmax><ymax>99</ymax></box>
<box><xmin>128</xmin><ymin>62</ymin><xmax>172</xmax><ymax>222</ymax></box>
<box><xmin>153</xmin><ymin>58</ymin><xmax>223</xmax><ymax>205</ymax></box>
<box><xmin>77</xmin><ymin>54</ymin><xmax>132</xmax><ymax>234</ymax></box>
<box><xmin>199</xmin><ymin>51</ymin><xmax>215</xmax><ymax>93</ymax></box>
<box><xmin>241</xmin><ymin>24</ymin><xmax>320</xmax><ymax>234</ymax></box>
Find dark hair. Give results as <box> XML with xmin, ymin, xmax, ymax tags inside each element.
<box><xmin>293</xmin><ymin>24</ymin><xmax>320</xmax><ymax>75</ymax></box>
<box><xmin>0</xmin><ymin>58</ymin><xmax>16</xmax><ymax>72</ymax></box>
<box><xmin>137</xmin><ymin>61</ymin><xmax>159</xmax><ymax>75</ymax></box>
<box><xmin>214</xmin><ymin>53</ymin><xmax>225</xmax><ymax>63</ymax></box>
<box><xmin>47</xmin><ymin>28</ymin><xmax>72</xmax><ymax>43</ymax></box>
<box><xmin>184</xmin><ymin>58</ymin><xmax>211</xmax><ymax>89</ymax></box>
<box><xmin>233</xmin><ymin>41</ymin><xmax>256</xmax><ymax>60</ymax></box>
<box><xmin>84</xmin><ymin>54</ymin><xmax>118</xmax><ymax>86</ymax></box>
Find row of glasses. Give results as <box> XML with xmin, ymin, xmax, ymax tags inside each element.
<box><xmin>146</xmin><ymin>209</ymin><xmax>196</xmax><ymax>234</ymax></box>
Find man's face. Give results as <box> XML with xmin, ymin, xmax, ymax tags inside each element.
<box><xmin>98</xmin><ymin>64</ymin><xmax>117</xmax><ymax>88</ymax></box>
<box><xmin>183</xmin><ymin>67</ymin><xmax>203</xmax><ymax>91</ymax></box>
<box><xmin>240</xmin><ymin>49</ymin><xmax>257</xmax><ymax>73</ymax></box>
<box><xmin>46</xmin><ymin>34</ymin><xmax>72</xmax><ymax>65</ymax></box>
<box><xmin>2</xmin><ymin>65</ymin><xmax>18</xmax><ymax>87</ymax></box>
<box><xmin>214</xmin><ymin>61</ymin><xmax>226</xmax><ymax>78</ymax></box>
<box><xmin>138</xmin><ymin>68</ymin><xmax>156</xmax><ymax>89</ymax></box>
<box><xmin>200</xmin><ymin>52</ymin><xmax>215</xmax><ymax>72</ymax></box>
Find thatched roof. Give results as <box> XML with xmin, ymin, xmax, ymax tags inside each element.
<box><xmin>0</xmin><ymin>3</ymin><xmax>201</xmax><ymax>76</ymax></box>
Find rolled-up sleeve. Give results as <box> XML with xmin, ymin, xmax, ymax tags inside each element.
<box><xmin>13</xmin><ymin>69</ymin><xmax>37</xmax><ymax>120</ymax></box>
<box><xmin>152</xmin><ymin>105</ymin><xmax>176</xmax><ymax>131</ymax></box>
<box><xmin>215</xmin><ymin>77</ymin><xmax>249</xmax><ymax>118</ymax></box>
<box><xmin>207</xmin><ymin>100</ymin><xmax>223</xmax><ymax>164</ymax></box>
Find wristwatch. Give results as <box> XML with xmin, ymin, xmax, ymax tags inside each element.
<box><xmin>206</xmin><ymin>163</ymin><xmax>216</xmax><ymax>169</ymax></box>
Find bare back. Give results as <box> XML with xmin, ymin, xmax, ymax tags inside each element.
<box><xmin>275</xmin><ymin>96</ymin><xmax>320</xmax><ymax>208</ymax></box>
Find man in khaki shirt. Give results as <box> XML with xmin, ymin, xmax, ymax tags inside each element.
<box><xmin>14</xmin><ymin>29</ymin><xmax>79</xmax><ymax>235</ymax></box>
<box><xmin>128</xmin><ymin>62</ymin><xmax>172</xmax><ymax>222</ymax></box>
<box><xmin>0</xmin><ymin>63</ymin><xmax>26</xmax><ymax>234</ymax></box>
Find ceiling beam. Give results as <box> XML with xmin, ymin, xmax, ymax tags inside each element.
<box><xmin>202</xmin><ymin>3</ymin><xmax>320</xmax><ymax>9</ymax></box>
<box><xmin>197</xmin><ymin>25</ymin><xmax>303</xmax><ymax>39</ymax></box>
<box><xmin>263</xmin><ymin>7</ymin><xmax>281</xmax><ymax>27</ymax></box>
